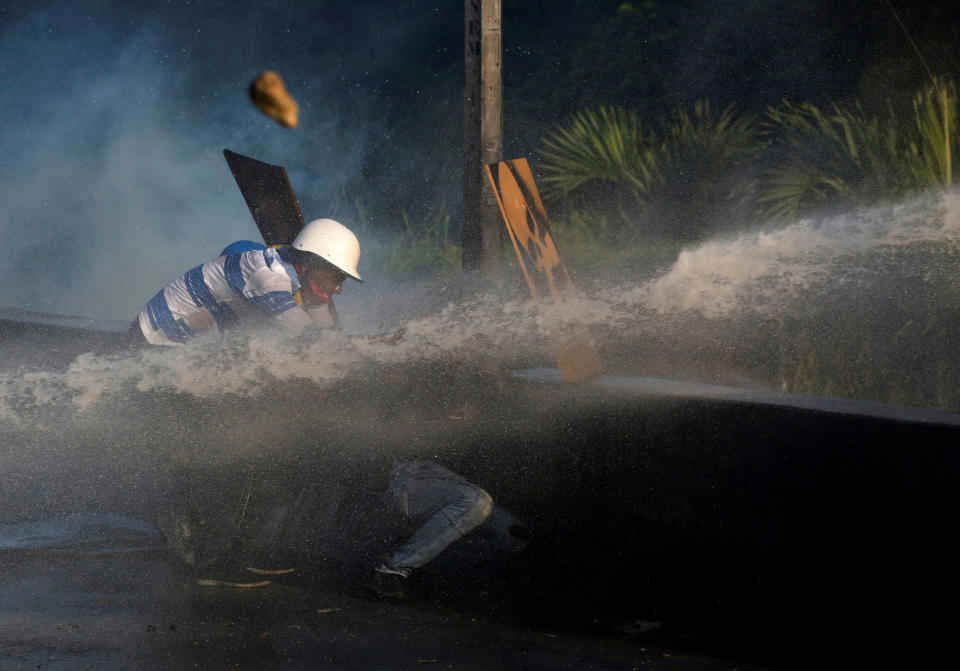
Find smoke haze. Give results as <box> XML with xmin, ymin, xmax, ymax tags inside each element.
<box><xmin>0</xmin><ymin>0</ymin><xmax>459</xmax><ymax>320</ymax></box>
<box><xmin>5</xmin><ymin>1</ymin><xmax>950</xmax><ymax>322</ymax></box>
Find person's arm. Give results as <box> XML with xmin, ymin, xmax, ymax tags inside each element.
<box><xmin>270</xmin><ymin>301</ymin><xmax>321</xmax><ymax>337</ymax></box>
<box><xmin>243</xmin><ymin>266</ymin><xmax>321</xmax><ymax>338</ymax></box>
<box><xmin>303</xmin><ymin>302</ymin><xmax>340</xmax><ymax>330</ymax></box>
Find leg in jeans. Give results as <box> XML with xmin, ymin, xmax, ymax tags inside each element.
<box><xmin>385</xmin><ymin>481</ymin><xmax>493</xmax><ymax>572</ymax></box>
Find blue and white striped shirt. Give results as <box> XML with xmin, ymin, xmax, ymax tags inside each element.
<box><xmin>137</xmin><ymin>247</ymin><xmax>316</xmax><ymax>345</ymax></box>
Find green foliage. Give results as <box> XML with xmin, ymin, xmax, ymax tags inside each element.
<box><xmin>539</xmin><ymin>80</ymin><xmax>960</xmax><ymax>242</ymax></box>
<box><xmin>383</xmin><ymin>209</ymin><xmax>461</xmax><ymax>278</ymax></box>
<box><xmin>912</xmin><ymin>78</ymin><xmax>957</xmax><ymax>187</ymax></box>
<box><xmin>652</xmin><ymin>101</ymin><xmax>763</xmax><ymax>234</ymax></box>
<box><xmin>756</xmin><ymin>100</ymin><xmax>921</xmax><ymax>221</ymax></box>
<box><xmin>539</xmin><ymin>101</ymin><xmax>764</xmax><ymax>242</ymax></box>
<box><xmin>546</xmin><ymin>210</ymin><xmax>614</xmax><ymax>268</ymax></box>
<box><xmin>539</xmin><ymin>106</ymin><xmax>656</xmax><ymax>206</ymax></box>
<box><xmin>548</xmin><ymin>209</ymin><xmax>683</xmax><ymax>276</ymax></box>
<box><xmin>758</xmin><ymin>79</ymin><xmax>960</xmax><ymax>221</ymax></box>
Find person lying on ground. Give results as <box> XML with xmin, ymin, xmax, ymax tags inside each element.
<box><xmin>159</xmin><ymin>461</ymin><xmax>528</xmax><ymax>597</ymax></box>
<box><xmin>367</xmin><ymin>461</ymin><xmax>496</xmax><ymax>599</ymax></box>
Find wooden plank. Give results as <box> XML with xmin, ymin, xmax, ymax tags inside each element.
<box><xmin>485</xmin><ymin>158</ymin><xmax>603</xmax><ymax>381</ymax></box>
<box><xmin>223</xmin><ymin>149</ymin><xmax>306</xmax><ymax>246</ymax></box>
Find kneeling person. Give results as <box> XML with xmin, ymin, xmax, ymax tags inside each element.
<box><xmin>159</xmin><ymin>462</ymin><xmax>511</xmax><ymax>596</ymax></box>
<box><xmin>133</xmin><ymin>218</ymin><xmax>361</xmax><ymax>346</ymax></box>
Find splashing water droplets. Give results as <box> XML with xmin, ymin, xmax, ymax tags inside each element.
<box><xmin>2</xmin><ymin>188</ymin><xmax>959</xmax><ymax>432</ymax></box>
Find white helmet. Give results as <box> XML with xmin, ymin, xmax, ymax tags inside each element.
<box><xmin>292</xmin><ymin>218</ymin><xmax>362</xmax><ymax>282</ymax></box>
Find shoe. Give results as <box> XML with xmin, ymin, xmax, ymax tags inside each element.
<box><xmin>374</xmin><ymin>563</ymin><xmax>412</xmax><ymax>578</ymax></box>
<box><xmin>367</xmin><ymin>564</ymin><xmax>411</xmax><ymax>601</ymax></box>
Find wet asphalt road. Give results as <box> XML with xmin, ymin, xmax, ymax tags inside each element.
<box><xmin>0</xmin><ymin>549</ymin><xmax>763</xmax><ymax>671</ymax></box>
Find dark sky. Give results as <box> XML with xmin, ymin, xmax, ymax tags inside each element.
<box><xmin>0</xmin><ymin>0</ymin><xmax>957</xmax><ymax>320</ymax></box>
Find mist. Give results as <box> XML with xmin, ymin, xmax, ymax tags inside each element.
<box><xmin>3</xmin><ymin>0</ymin><xmax>960</xmax><ymax>426</ymax></box>
<box><xmin>5</xmin><ymin>0</ymin><xmax>947</xmax><ymax>324</ymax></box>
<box><xmin>0</xmin><ymin>0</ymin><xmax>460</xmax><ymax>321</ymax></box>
<box><xmin>2</xmin><ymin>6</ymin><xmax>960</xmax><ymax>664</ymax></box>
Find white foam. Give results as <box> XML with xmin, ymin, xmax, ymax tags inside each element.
<box><xmin>634</xmin><ymin>189</ymin><xmax>960</xmax><ymax>319</ymax></box>
<box><xmin>1</xmin><ymin>188</ymin><xmax>959</xmax><ymax>427</ymax></box>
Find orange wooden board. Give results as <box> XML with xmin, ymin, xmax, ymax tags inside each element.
<box><xmin>485</xmin><ymin>159</ymin><xmax>603</xmax><ymax>381</ymax></box>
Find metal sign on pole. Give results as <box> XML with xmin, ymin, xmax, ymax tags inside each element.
<box><xmin>462</xmin><ymin>0</ymin><xmax>502</xmax><ymax>277</ymax></box>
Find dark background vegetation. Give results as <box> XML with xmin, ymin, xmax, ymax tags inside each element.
<box><xmin>347</xmin><ymin>0</ymin><xmax>960</xmax><ymax>245</ymax></box>
<box><xmin>370</xmin><ymin>0</ymin><xmax>960</xmax><ymax>237</ymax></box>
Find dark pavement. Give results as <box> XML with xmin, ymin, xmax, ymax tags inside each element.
<box><xmin>0</xmin><ymin>549</ymin><xmax>762</xmax><ymax>671</ymax></box>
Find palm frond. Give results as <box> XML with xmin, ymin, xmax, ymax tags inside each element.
<box><xmin>758</xmin><ymin>99</ymin><xmax>924</xmax><ymax>220</ymax></box>
<box><xmin>539</xmin><ymin>101</ymin><xmax>764</xmax><ymax>241</ymax></box>
<box><xmin>913</xmin><ymin>78</ymin><xmax>958</xmax><ymax>187</ymax></box>
<box><xmin>540</xmin><ymin>106</ymin><xmax>658</xmax><ymax>205</ymax></box>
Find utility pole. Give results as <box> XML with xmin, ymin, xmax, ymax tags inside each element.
<box><xmin>462</xmin><ymin>0</ymin><xmax>502</xmax><ymax>277</ymax></box>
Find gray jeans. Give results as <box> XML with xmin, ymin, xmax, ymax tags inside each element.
<box><xmin>158</xmin><ymin>462</ymin><xmax>494</xmax><ymax>574</ymax></box>
<box><xmin>383</xmin><ymin>462</ymin><xmax>493</xmax><ymax>571</ymax></box>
